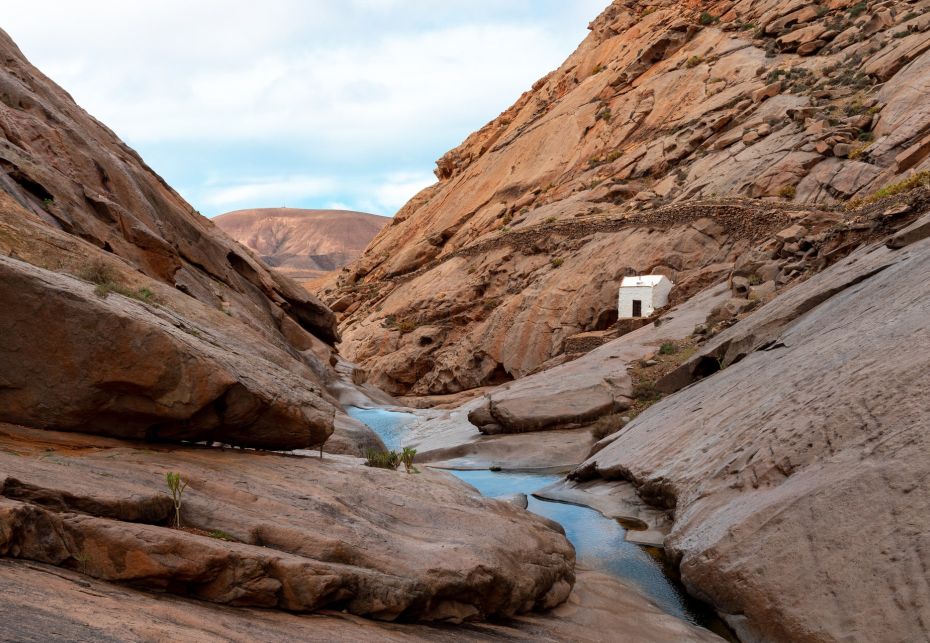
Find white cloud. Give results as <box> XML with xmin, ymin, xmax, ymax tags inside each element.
<box><xmin>202</xmin><ymin>176</ymin><xmax>337</xmax><ymax>208</ymax></box>
<box><xmin>2</xmin><ymin>1</ymin><xmax>611</xmax><ymax>215</ymax></box>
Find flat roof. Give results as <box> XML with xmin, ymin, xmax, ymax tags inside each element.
<box><xmin>620</xmin><ymin>275</ymin><xmax>669</xmax><ymax>288</ymax></box>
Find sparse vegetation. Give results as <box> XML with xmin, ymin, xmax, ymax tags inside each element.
<box><xmin>207</xmin><ymin>529</ymin><xmax>236</xmax><ymax>541</ymax></box>
<box><xmin>550</xmin><ymin>257</ymin><xmax>564</xmax><ymax>268</ymax></box>
<box><xmin>165</xmin><ymin>471</ymin><xmax>189</xmax><ymax>529</ymax></box>
<box><xmin>779</xmin><ymin>185</ymin><xmax>797</xmax><ymax>200</ymax></box>
<box><xmin>545</xmin><ymin>216</ymin><xmax>557</xmax><ymax>224</ymax></box>
<box><xmin>658</xmin><ymin>342</ymin><xmax>677</xmax><ymax>355</ymax></box>
<box><xmin>846</xmin><ymin>171</ymin><xmax>930</xmax><ymax>210</ymax></box>
<box><xmin>590</xmin><ymin>415</ymin><xmax>624</xmax><ymax>441</ymax></box>
<box><xmin>365</xmin><ymin>448</ymin><xmax>401</xmax><ymax>470</ymax></box>
<box><xmin>78</xmin><ymin>260</ymin><xmax>158</xmax><ymax>303</ymax></box>
<box><xmin>400</xmin><ymin>447</ymin><xmax>418</xmax><ymax>474</ymax></box>
<box><xmin>699</xmin><ymin>11</ymin><xmax>717</xmax><ymax>26</ymax></box>
<box><xmin>686</xmin><ymin>55</ymin><xmax>704</xmax><ymax>68</ymax></box>
<box><xmin>365</xmin><ymin>447</ymin><xmax>419</xmax><ymax>473</ymax></box>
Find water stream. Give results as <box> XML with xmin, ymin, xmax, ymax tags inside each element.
<box><xmin>346</xmin><ymin>406</ymin><xmax>704</xmax><ymax>626</ymax></box>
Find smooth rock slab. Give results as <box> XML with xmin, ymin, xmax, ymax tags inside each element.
<box><xmin>0</xmin><ymin>423</ymin><xmax>574</xmax><ymax>623</ymax></box>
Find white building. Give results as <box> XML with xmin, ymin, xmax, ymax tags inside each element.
<box><xmin>618</xmin><ymin>275</ymin><xmax>673</xmax><ymax>318</ymax></box>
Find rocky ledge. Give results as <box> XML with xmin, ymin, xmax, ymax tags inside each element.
<box><xmin>0</xmin><ymin>423</ymin><xmax>574</xmax><ymax>623</ymax></box>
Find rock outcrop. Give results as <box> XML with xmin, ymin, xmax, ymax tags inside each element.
<box><xmin>0</xmin><ymin>424</ymin><xmax>575</xmax><ymax>624</ymax></box>
<box><xmin>570</xmin><ymin>195</ymin><xmax>930</xmax><ymax>641</ymax></box>
<box><xmin>322</xmin><ymin>0</ymin><xmax>930</xmax><ymax>396</ymax></box>
<box><xmin>214</xmin><ymin>208</ymin><xmax>389</xmax><ymax>285</ymax></box>
<box><xmin>0</xmin><ymin>27</ymin><xmax>344</xmax><ymax>449</ymax></box>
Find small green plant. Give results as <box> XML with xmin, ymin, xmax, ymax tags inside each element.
<box><xmin>544</xmin><ymin>216</ymin><xmax>557</xmax><ymax>224</ymax></box>
<box><xmin>365</xmin><ymin>449</ymin><xmax>401</xmax><ymax>470</ymax></box>
<box><xmin>207</xmin><ymin>530</ymin><xmax>236</xmax><ymax>541</ymax></box>
<box><xmin>686</xmin><ymin>55</ymin><xmax>704</xmax><ymax>68</ymax></box>
<box><xmin>595</xmin><ymin>107</ymin><xmax>612</xmax><ymax>122</ymax></box>
<box><xmin>748</xmin><ymin>274</ymin><xmax>763</xmax><ymax>286</ymax></box>
<box><xmin>632</xmin><ymin>381</ymin><xmax>662</xmax><ymax>402</ymax></box>
<box><xmin>779</xmin><ymin>185</ymin><xmax>797</xmax><ymax>200</ymax></box>
<box><xmin>400</xmin><ymin>447</ymin><xmax>419</xmax><ymax>474</ymax></box>
<box><xmin>165</xmin><ymin>471</ymin><xmax>189</xmax><ymax>529</ymax></box>
<box><xmin>500</xmin><ymin>225</ymin><xmax>511</xmax><ymax>233</ymax></box>
<box><xmin>699</xmin><ymin>11</ymin><xmax>717</xmax><ymax>25</ymax></box>
<box><xmin>848</xmin><ymin>1</ymin><xmax>867</xmax><ymax>17</ymax></box>
<box><xmin>42</xmin><ymin>197</ymin><xmax>54</xmax><ymax>206</ymax></box>
<box><xmin>658</xmin><ymin>342</ymin><xmax>677</xmax><ymax>355</ymax></box>
<box><xmin>550</xmin><ymin>257</ymin><xmax>564</xmax><ymax>268</ymax></box>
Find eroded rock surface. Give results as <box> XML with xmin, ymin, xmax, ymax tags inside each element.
<box><xmin>323</xmin><ymin>0</ymin><xmax>930</xmax><ymax>395</ymax></box>
<box><xmin>0</xmin><ymin>28</ymin><xmax>344</xmax><ymax>449</ymax></box>
<box><xmin>572</xmin><ymin>210</ymin><xmax>930</xmax><ymax>641</ymax></box>
<box><xmin>0</xmin><ymin>424</ymin><xmax>575</xmax><ymax>623</ymax></box>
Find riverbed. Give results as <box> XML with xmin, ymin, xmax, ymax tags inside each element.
<box><xmin>346</xmin><ymin>406</ymin><xmax>702</xmax><ymax>625</ymax></box>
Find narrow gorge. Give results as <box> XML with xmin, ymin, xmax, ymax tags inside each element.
<box><xmin>2</xmin><ymin>0</ymin><xmax>930</xmax><ymax>641</ymax></box>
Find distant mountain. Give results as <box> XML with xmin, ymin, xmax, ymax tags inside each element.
<box><xmin>214</xmin><ymin>208</ymin><xmax>390</xmax><ymax>283</ymax></box>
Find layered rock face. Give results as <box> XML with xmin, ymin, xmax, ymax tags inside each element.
<box><xmin>322</xmin><ymin>0</ymin><xmax>930</xmax><ymax>395</ymax></box>
<box><xmin>0</xmin><ymin>28</ymin><xmax>345</xmax><ymax>449</ymax></box>
<box><xmin>0</xmin><ymin>424</ymin><xmax>575</xmax><ymax>624</ymax></box>
<box><xmin>571</xmin><ymin>196</ymin><xmax>930</xmax><ymax>641</ymax></box>
<box><xmin>215</xmin><ymin>208</ymin><xmax>389</xmax><ymax>284</ymax></box>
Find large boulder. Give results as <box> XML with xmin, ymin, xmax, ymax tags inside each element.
<box><xmin>0</xmin><ymin>257</ymin><xmax>334</xmax><ymax>449</ymax></box>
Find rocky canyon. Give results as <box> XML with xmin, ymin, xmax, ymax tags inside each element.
<box><xmin>3</xmin><ymin>0</ymin><xmax>930</xmax><ymax>641</ymax></box>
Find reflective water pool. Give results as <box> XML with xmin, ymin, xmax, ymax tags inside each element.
<box><xmin>448</xmin><ymin>469</ymin><xmax>695</xmax><ymax>623</ymax></box>
<box><xmin>346</xmin><ymin>406</ymin><xmax>700</xmax><ymax>625</ymax></box>
<box><xmin>346</xmin><ymin>406</ymin><xmax>416</xmax><ymax>450</ymax></box>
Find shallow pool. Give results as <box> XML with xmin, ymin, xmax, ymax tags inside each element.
<box><xmin>346</xmin><ymin>406</ymin><xmax>700</xmax><ymax>625</ymax></box>
<box><xmin>346</xmin><ymin>406</ymin><xmax>416</xmax><ymax>451</ymax></box>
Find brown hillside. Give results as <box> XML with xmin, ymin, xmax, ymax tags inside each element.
<box><xmin>214</xmin><ymin>207</ymin><xmax>389</xmax><ymax>283</ymax></box>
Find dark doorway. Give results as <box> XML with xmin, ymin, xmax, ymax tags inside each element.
<box><xmin>632</xmin><ymin>300</ymin><xmax>642</xmax><ymax>318</ymax></box>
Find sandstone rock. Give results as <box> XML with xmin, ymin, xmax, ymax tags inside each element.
<box><xmin>0</xmin><ymin>560</ymin><xmax>720</xmax><ymax>642</ymax></box>
<box><xmin>752</xmin><ymin>81</ymin><xmax>782</xmax><ymax>102</ymax></box>
<box><xmin>0</xmin><ymin>423</ymin><xmax>575</xmax><ymax>623</ymax></box>
<box><xmin>775</xmin><ymin>223</ymin><xmax>808</xmax><ymax>243</ymax></box>
<box><xmin>573</xmin><ymin>221</ymin><xmax>930</xmax><ymax>641</ymax></box>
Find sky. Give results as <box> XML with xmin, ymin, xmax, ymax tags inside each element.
<box><xmin>4</xmin><ymin>1</ymin><xmax>609</xmax><ymax>217</ymax></box>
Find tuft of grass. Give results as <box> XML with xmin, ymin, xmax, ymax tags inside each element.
<box><xmin>544</xmin><ymin>216</ymin><xmax>557</xmax><ymax>224</ymax></box>
<box><xmin>207</xmin><ymin>530</ymin><xmax>236</xmax><ymax>542</ymax></box>
<box><xmin>78</xmin><ymin>260</ymin><xmax>158</xmax><ymax>303</ymax></box>
<box><xmin>632</xmin><ymin>381</ymin><xmax>662</xmax><ymax>403</ymax></box>
<box><xmin>550</xmin><ymin>257</ymin><xmax>564</xmax><ymax>268</ymax></box>
<box><xmin>658</xmin><ymin>342</ymin><xmax>677</xmax><ymax>355</ymax></box>
<box><xmin>698</xmin><ymin>11</ymin><xmax>717</xmax><ymax>25</ymax></box>
<box><xmin>365</xmin><ymin>448</ymin><xmax>401</xmax><ymax>470</ymax></box>
<box><xmin>779</xmin><ymin>185</ymin><xmax>797</xmax><ymax>200</ymax></box>
<box><xmin>846</xmin><ymin>171</ymin><xmax>930</xmax><ymax>211</ymax></box>
<box><xmin>590</xmin><ymin>415</ymin><xmax>622</xmax><ymax>441</ymax></box>
<box><xmin>400</xmin><ymin>447</ymin><xmax>419</xmax><ymax>474</ymax></box>
<box><xmin>686</xmin><ymin>55</ymin><xmax>704</xmax><ymax>68</ymax></box>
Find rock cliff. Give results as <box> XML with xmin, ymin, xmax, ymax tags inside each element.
<box><xmin>322</xmin><ymin>0</ymin><xmax>930</xmax><ymax>396</ymax></box>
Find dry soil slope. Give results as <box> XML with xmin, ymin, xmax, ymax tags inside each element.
<box><xmin>215</xmin><ymin>207</ymin><xmax>389</xmax><ymax>283</ymax></box>
<box><xmin>323</xmin><ymin>0</ymin><xmax>930</xmax><ymax>396</ymax></box>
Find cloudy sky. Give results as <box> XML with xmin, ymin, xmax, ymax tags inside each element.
<box><xmin>4</xmin><ymin>1</ymin><xmax>608</xmax><ymax>216</ymax></box>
